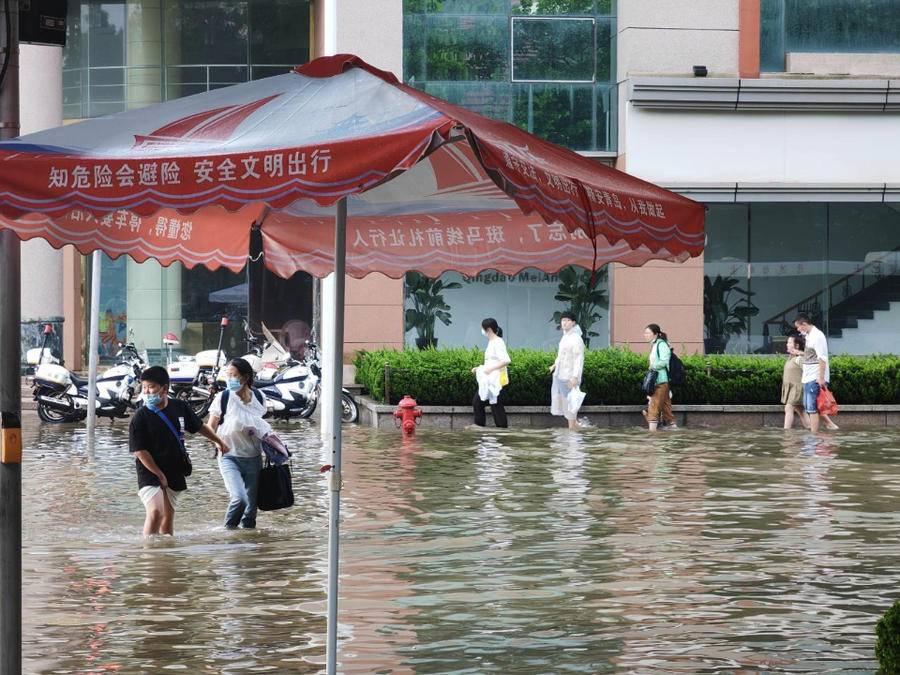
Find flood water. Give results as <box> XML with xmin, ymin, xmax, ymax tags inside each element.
<box><xmin>20</xmin><ymin>415</ymin><xmax>900</xmax><ymax>673</ymax></box>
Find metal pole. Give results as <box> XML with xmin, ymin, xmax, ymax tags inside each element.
<box><xmin>325</xmin><ymin>197</ymin><xmax>346</xmax><ymax>675</ymax></box>
<box><xmin>86</xmin><ymin>251</ymin><xmax>102</xmax><ymax>433</ymax></box>
<box><xmin>0</xmin><ymin>0</ymin><xmax>22</xmax><ymax>669</ymax></box>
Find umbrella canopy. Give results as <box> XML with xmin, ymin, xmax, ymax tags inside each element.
<box><xmin>0</xmin><ymin>54</ymin><xmax>705</xmax><ymax>674</ymax></box>
<box><xmin>0</xmin><ymin>54</ymin><xmax>704</xmax><ymax>277</ymax></box>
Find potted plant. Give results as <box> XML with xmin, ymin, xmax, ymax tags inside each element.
<box><xmin>549</xmin><ymin>266</ymin><xmax>609</xmax><ymax>348</ymax></box>
<box><xmin>703</xmin><ymin>274</ymin><xmax>759</xmax><ymax>354</ymax></box>
<box><xmin>404</xmin><ymin>271</ymin><xmax>462</xmax><ymax>350</ymax></box>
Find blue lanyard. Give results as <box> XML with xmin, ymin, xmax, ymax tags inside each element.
<box><xmin>150</xmin><ymin>407</ymin><xmax>184</xmax><ymax>448</ymax></box>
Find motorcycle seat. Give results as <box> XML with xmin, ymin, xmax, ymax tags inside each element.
<box><xmin>255</xmin><ymin>376</ymin><xmax>276</xmax><ymax>388</ymax></box>
<box><xmin>70</xmin><ymin>372</ymin><xmax>88</xmax><ymax>387</ymax></box>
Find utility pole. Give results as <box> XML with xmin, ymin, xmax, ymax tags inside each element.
<box><xmin>0</xmin><ymin>0</ymin><xmax>21</xmax><ymax>671</ymax></box>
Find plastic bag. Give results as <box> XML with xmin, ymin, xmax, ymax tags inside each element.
<box><xmin>567</xmin><ymin>386</ymin><xmax>586</xmax><ymax>412</ymax></box>
<box><xmin>220</xmin><ymin>392</ymin><xmax>272</xmax><ymax>444</ymax></box>
<box><xmin>816</xmin><ymin>386</ymin><xmax>839</xmax><ymax>416</ymax></box>
<box><xmin>641</xmin><ymin>369</ymin><xmax>658</xmax><ymax>396</ymax></box>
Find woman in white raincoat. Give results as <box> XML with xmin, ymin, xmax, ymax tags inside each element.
<box><xmin>549</xmin><ymin>311</ymin><xmax>586</xmax><ymax>429</ymax></box>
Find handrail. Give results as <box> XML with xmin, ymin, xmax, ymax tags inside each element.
<box><xmin>762</xmin><ymin>245</ymin><xmax>900</xmax><ymax>337</ymax></box>
<box><xmin>62</xmin><ymin>63</ymin><xmax>298</xmax><ymax>118</ymax></box>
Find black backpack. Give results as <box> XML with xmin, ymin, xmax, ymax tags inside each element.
<box><xmin>219</xmin><ymin>387</ymin><xmax>264</xmax><ymax>422</ymax></box>
<box><xmin>666</xmin><ymin>345</ymin><xmax>685</xmax><ymax>387</ymax></box>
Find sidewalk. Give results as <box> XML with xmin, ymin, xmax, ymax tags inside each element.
<box><xmin>357</xmin><ymin>395</ymin><xmax>900</xmax><ymax>430</ymax></box>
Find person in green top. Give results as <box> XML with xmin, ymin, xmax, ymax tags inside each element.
<box><xmin>643</xmin><ymin>323</ymin><xmax>677</xmax><ymax>431</ymax></box>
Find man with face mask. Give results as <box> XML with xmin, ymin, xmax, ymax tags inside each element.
<box><xmin>129</xmin><ymin>366</ymin><xmax>228</xmax><ymax>536</ymax></box>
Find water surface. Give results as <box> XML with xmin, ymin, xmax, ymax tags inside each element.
<box><xmin>22</xmin><ymin>418</ymin><xmax>900</xmax><ymax>673</ymax></box>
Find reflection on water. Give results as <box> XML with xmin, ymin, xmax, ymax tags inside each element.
<box><xmin>22</xmin><ymin>418</ymin><xmax>900</xmax><ymax>673</ymax></box>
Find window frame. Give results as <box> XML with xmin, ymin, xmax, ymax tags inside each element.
<box><xmin>509</xmin><ymin>15</ymin><xmax>597</xmax><ymax>84</ymax></box>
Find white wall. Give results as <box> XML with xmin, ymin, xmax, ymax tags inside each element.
<box><xmin>336</xmin><ymin>0</ymin><xmax>402</xmax><ymax>75</ymax></box>
<box><xmin>19</xmin><ymin>45</ymin><xmax>64</xmax><ymax>322</ymax></box>
<box><xmin>625</xmin><ymin>108</ymin><xmax>900</xmax><ymax>184</ymax></box>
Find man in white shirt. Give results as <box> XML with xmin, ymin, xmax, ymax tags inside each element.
<box><xmin>794</xmin><ymin>312</ymin><xmax>839</xmax><ymax>433</ymax></box>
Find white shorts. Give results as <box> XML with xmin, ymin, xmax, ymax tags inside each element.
<box><xmin>138</xmin><ymin>485</ymin><xmax>182</xmax><ymax>511</ymax></box>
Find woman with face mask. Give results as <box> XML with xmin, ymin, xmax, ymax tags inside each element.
<box><xmin>208</xmin><ymin>357</ymin><xmax>270</xmax><ymax>529</ymax></box>
<box><xmin>470</xmin><ymin>317</ymin><xmax>511</xmax><ymax>428</ymax></box>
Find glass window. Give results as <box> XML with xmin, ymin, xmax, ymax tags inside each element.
<box><xmin>423</xmin><ymin>15</ymin><xmax>509</xmax><ymax>81</ymax></box>
<box><xmin>748</xmin><ymin>204</ymin><xmax>828</xmax><ymax>354</ymax></box>
<box><xmin>512</xmin><ymin>0</ymin><xmax>607</xmax><ymax>16</ymax></box>
<box><xmin>166</xmin><ymin>0</ymin><xmax>248</xmax><ymax>66</ymax></box>
<box><xmin>249</xmin><ymin>0</ymin><xmax>311</xmax><ymax>66</ymax></box>
<box><xmin>704</xmin><ymin>202</ymin><xmax>900</xmax><ymax>355</ymax></box>
<box><xmin>88</xmin><ymin>3</ymin><xmax>125</xmax><ymax>68</ymax></box>
<box><xmin>512</xmin><ymin>18</ymin><xmax>595</xmax><ymax>82</ymax></box>
<box><xmin>180</xmin><ymin>266</ymin><xmax>248</xmax><ymax>357</ymax></box>
<box><xmin>414</xmin><ymin>0</ymin><xmax>509</xmax><ymax>13</ymax></box>
<box><xmin>404</xmin><ymin>266</ymin><xmax>610</xmax><ymax>350</ymax></box>
<box><xmin>404</xmin><ymin>1</ymin><xmax>616</xmax><ymax>151</ymax></box>
<box><xmin>761</xmin><ymin>0</ymin><xmax>900</xmax><ymax>72</ymax></box>
<box><xmin>824</xmin><ymin>203</ymin><xmax>900</xmax><ymax>355</ymax></box>
<box><xmin>96</xmin><ymin>254</ymin><xmax>129</xmax><ymax>363</ymax></box>
<box><xmin>423</xmin><ymin>81</ymin><xmax>513</xmax><ymax>120</ymax></box>
<box><xmin>703</xmin><ymin>205</ymin><xmax>750</xmax><ymax>354</ymax></box>
<box><xmin>512</xmin><ymin>83</ymin><xmax>595</xmax><ymax>149</ymax></box>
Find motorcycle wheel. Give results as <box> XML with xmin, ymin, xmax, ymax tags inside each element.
<box><xmin>298</xmin><ymin>397</ymin><xmax>317</xmax><ymax>419</ymax></box>
<box><xmin>341</xmin><ymin>393</ymin><xmax>359</xmax><ymax>424</ymax></box>
<box><xmin>37</xmin><ymin>394</ymin><xmax>75</xmax><ymax>423</ymax></box>
<box><xmin>175</xmin><ymin>388</ymin><xmax>213</xmax><ymax>418</ymax></box>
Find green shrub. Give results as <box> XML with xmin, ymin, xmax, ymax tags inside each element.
<box><xmin>876</xmin><ymin>599</ymin><xmax>900</xmax><ymax>674</ymax></box>
<box><xmin>354</xmin><ymin>348</ymin><xmax>900</xmax><ymax>406</ymax></box>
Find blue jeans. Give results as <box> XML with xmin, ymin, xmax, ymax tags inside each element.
<box><xmin>803</xmin><ymin>381</ymin><xmax>820</xmax><ymax>414</ymax></box>
<box><xmin>218</xmin><ymin>453</ymin><xmax>262</xmax><ymax>529</ymax></box>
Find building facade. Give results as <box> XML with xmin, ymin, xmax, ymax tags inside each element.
<box><xmin>21</xmin><ymin>0</ymin><xmax>900</xmax><ymax>367</ymax></box>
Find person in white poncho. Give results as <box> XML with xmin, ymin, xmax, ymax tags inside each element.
<box><xmin>549</xmin><ymin>311</ymin><xmax>586</xmax><ymax>429</ymax></box>
<box><xmin>208</xmin><ymin>357</ymin><xmax>272</xmax><ymax>529</ymax></box>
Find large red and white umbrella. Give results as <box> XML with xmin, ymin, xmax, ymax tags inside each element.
<box><xmin>0</xmin><ymin>54</ymin><xmax>705</xmax><ymax>672</ymax></box>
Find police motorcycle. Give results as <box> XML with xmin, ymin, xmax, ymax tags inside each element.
<box><xmin>290</xmin><ymin>340</ymin><xmax>359</xmax><ymax>423</ymax></box>
<box><xmin>165</xmin><ymin>317</ymin><xmax>229</xmax><ymax>417</ymax></box>
<box><xmin>210</xmin><ymin>323</ymin><xmax>358</xmax><ymax>422</ymax></box>
<box><xmin>32</xmin><ymin>327</ymin><xmax>147</xmax><ymax>423</ymax></box>
<box><xmin>212</xmin><ymin>323</ymin><xmax>313</xmax><ymax>419</ymax></box>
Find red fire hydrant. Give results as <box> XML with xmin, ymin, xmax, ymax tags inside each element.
<box><xmin>393</xmin><ymin>395</ymin><xmax>422</xmax><ymax>435</ymax></box>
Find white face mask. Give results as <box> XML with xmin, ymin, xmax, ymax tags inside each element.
<box><xmin>481</xmin><ymin>328</ymin><xmax>487</xmax><ymax>337</ymax></box>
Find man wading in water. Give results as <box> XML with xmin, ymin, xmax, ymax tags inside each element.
<box><xmin>129</xmin><ymin>366</ymin><xmax>228</xmax><ymax>536</ymax></box>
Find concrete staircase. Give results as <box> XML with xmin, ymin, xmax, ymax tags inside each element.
<box><xmin>829</xmin><ymin>300</ymin><xmax>900</xmax><ymax>354</ymax></box>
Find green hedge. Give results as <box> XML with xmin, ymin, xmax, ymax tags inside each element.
<box><xmin>354</xmin><ymin>348</ymin><xmax>900</xmax><ymax>406</ymax></box>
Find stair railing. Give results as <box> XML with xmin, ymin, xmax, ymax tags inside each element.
<box><xmin>761</xmin><ymin>246</ymin><xmax>900</xmax><ymax>351</ymax></box>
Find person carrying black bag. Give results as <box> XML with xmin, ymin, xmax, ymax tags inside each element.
<box><xmin>643</xmin><ymin>324</ymin><xmax>678</xmax><ymax>431</ymax></box>
<box><xmin>208</xmin><ymin>357</ymin><xmax>272</xmax><ymax>529</ymax></box>
<box><xmin>129</xmin><ymin>366</ymin><xmax>228</xmax><ymax>537</ymax></box>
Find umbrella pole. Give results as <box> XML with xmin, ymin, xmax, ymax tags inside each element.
<box><xmin>86</xmin><ymin>252</ymin><xmax>102</xmax><ymax>434</ymax></box>
<box><xmin>325</xmin><ymin>197</ymin><xmax>347</xmax><ymax>675</ymax></box>
<box><xmin>0</xmin><ymin>12</ymin><xmax>22</xmax><ymax>670</ymax></box>
<box><xmin>0</xmin><ymin>230</ymin><xmax>22</xmax><ymax>674</ymax></box>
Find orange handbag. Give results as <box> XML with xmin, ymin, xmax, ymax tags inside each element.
<box><xmin>816</xmin><ymin>386</ymin><xmax>839</xmax><ymax>416</ymax></box>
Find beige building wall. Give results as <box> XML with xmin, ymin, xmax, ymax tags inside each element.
<box><xmin>321</xmin><ymin>0</ymin><xmax>406</xmax><ymax>356</ymax></box>
<box><xmin>613</xmin><ymin>1</ymin><xmax>740</xmax><ymax>353</ymax></box>
<box><xmin>617</xmin><ymin>0</ymin><xmax>740</xmax><ymax>79</ymax></box>
<box><xmin>611</xmin><ymin>256</ymin><xmax>705</xmax><ymax>355</ymax></box>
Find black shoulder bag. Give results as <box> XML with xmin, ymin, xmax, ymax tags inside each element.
<box><xmin>150</xmin><ymin>407</ymin><xmax>193</xmax><ymax>477</ymax></box>
<box><xmin>642</xmin><ymin>341</ymin><xmax>662</xmax><ymax>396</ymax></box>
